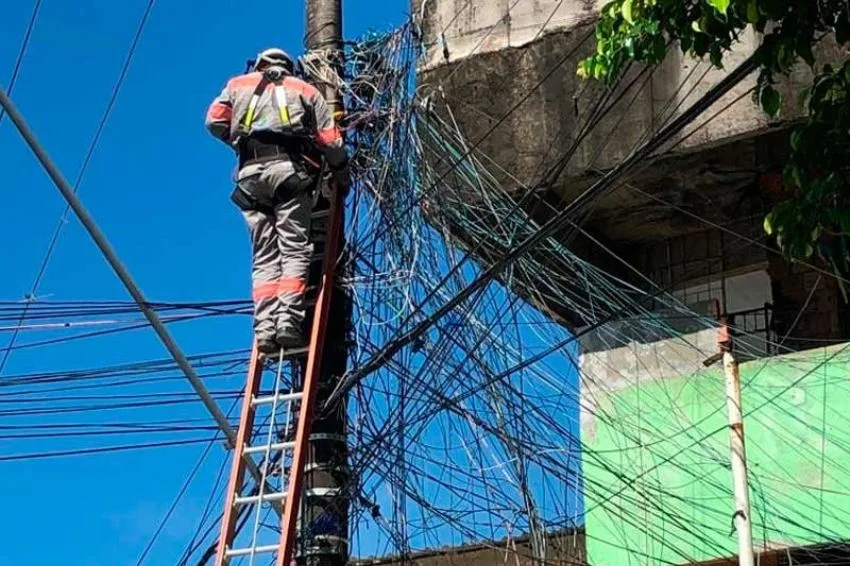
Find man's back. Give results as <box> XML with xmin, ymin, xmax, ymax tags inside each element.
<box><xmin>208</xmin><ymin>72</ymin><xmax>320</xmax><ymax>143</ymax></box>
<box><xmin>206</xmin><ymin>69</ymin><xmax>346</xmax><ymax>171</ymax></box>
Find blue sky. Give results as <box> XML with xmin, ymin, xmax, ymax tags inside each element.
<box><xmin>0</xmin><ymin>1</ymin><xmax>409</xmax><ymax>564</ymax></box>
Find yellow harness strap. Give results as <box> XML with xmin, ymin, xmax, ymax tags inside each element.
<box><xmin>273</xmin><ymin>85</ymin><xmax>291</xmax><ymax>126</ymax></box>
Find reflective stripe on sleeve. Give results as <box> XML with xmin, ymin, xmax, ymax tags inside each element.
<box><xmin>316</xmin><ymin>126</ymin><xmax>342</xmax><ymax>146</ymax></box>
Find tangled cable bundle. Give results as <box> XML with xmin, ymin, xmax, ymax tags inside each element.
<box><xmin>6</xmin><ymin>19</ymin><xmax>850</xmax><ymax>565</ymax></box>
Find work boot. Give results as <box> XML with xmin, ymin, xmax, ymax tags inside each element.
<box><xmin>257</xmin><ymin>338</ymin><xmax>281</xmax><ymax>357</ymax></box>
<box><xmin>276</xmin><ymin>327</ymin><xmax>306</xmax><ymax>350</ymax></box>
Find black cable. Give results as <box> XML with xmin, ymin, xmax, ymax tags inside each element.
<box><xmin>178</xmin><ymin>457</ymin><xmax>229</xmax><ymax>565</ymax></box>
<box><xmin>0</xmin><ymin>437</ymin><xmax>214</xmax><ymax>462</ymax></box>
<box><xmin>0</xmin><ymin>0</ymin><xmax>156</xmax><ymax>375</ymax></box>
<box><xmin>0</xmin><ymin>0</ymin><xmax>42</xmax><ymax>125</ymax></box>
<box><xmin>135</xmin><ymin>397</ymin><xmax>239</xmax><ymax>565</ymax></box>
<box><xmin>327</xmin><ymin>50</ymin><xmax>762</xmax><ymax>409</ymax></box>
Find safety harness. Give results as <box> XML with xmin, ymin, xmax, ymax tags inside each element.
<box><xmin>235</xmin><ymin>73</ymin><xmax>316</xmax><ymax>167</ymax></box>
<box><xmin>231</xmin><ymin>70</ymin><xmax>324</xmax><ymax>213</ymax></box>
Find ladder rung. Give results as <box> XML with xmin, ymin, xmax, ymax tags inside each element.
<box><xmin>261</xmin><ymin>345</ymin><xmax>309</xmax><ymax>361</ymax></box>
<box><xmin>252</xmin><ymin>391</ymin><xmax>303</xmax><ymax>407</ymax></box>
<box><xmin>234</xmin><ymin>491</ymin><xmax>287</xmax><ymax>506</ymax></box>
<box><xmin>244</xmin><ymin>441</ymin><xmax>295</xmax><ymax>455</ymax></box>
<box><xmin>226</xmin><ymin>544</ymin><xmax>278</xmax><ymax>558</ymax></box>
<box><xmin>283</xmin><ymin>345</ymin><xmax>309</xmax><ymax>357</ymax></box>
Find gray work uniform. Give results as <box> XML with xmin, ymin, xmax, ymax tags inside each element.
<box><xmin>205</xmin><ymin>68</ymin><xmax>347</xmax><ymax>343</ymax></box>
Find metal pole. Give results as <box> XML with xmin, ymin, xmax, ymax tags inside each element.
<box><xmin>0</xmin><ymin>86</ymin><xmax>275</xmax><ymax>492</ymax></box>
<box><xmin>719</xmin><ymin>322</ymin><xmax>755</xmax><ymax>566</ymax></box>
<box><xmin>304</xmin><ymin>1</ymin><xmax>350</xmax><ymax>565</ymax></box>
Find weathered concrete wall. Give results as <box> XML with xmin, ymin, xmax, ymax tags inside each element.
<box><xmin>769</xmin><ymin>254</ymin><xmax>850</xmax><ymax>352</ymax></box>
<box><xmin>579</xmin><ymin>327</ymin><xmax>717</xmax><ymax>443</ymax></box>
<box><xmin>415</xmin><ymin>0</ymin><xmax>603</xmax><ymax>69</ymax></box>
<box><xmin>415</xmin><ymin>0</ymin><xmax>842</xmax><ymax>207</ymax></box>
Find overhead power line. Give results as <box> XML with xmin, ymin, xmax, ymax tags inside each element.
<box><xmin>0</xmin><ymin>0</ymin><xmax>42</xmax><ymax>125</ymax></box>
<box><xmin>0</xmin><ymin>437</ymin><xmax>215</xmax><ymax>462</ymax></box>
<box><xmin>0</xmin><ymin>0</ymin><xmax>155</xmax><ymax>375</ymax></box>
<box><xmin>134</xmin><ymin>397</ymin><xmax>239</xmax><ymax>566</ymax></box>
<box><xmin>0</xmin><ymin>86</ymin><xmax>278</xmax><ymax>500</ymax></box>
<box><xmin>324</xmin><ymin>50</ymin><xmax>762</xmax><ymax>409</ymax></box>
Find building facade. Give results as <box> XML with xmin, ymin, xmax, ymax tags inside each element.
<box><xmin>415</xmin><ymin>1</ymin><xmax>850</xmax><ymax>564</ymax></box>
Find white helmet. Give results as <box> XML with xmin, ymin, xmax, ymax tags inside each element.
<box><xmin>253</xmin><ymin>47</ymin><xmax>295</xmax><ymax>74</ymax></box>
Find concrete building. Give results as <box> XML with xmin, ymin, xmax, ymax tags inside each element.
<box><xmin>414</xmin><ymin>0</ymin><xmax>850</xmax><ymax>564</ymax></box>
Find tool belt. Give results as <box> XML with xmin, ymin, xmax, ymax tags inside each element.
<box><xmin>236</xmin><ymin>133</ymin><xmax>310</xmax><ymax>168</ymax></box>
<box><xmin>231</xmin><ymin>134</ymin><xmax>323</xmax><ymax>213</ymax></box>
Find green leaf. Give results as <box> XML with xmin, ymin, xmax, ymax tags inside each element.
<box><xmin>691</xmin><ymin>20</ymin><xmax>702</xmax><ymax>32</ymax></box>
<box><xmin>745</xmin><ymin>0</ymin><xmax>759</xmax><ymax>23</ymax></box>
<box><xmin>692</xmin><ymin>33</ymin><xmax>709</xmax><ymax>56</ymax></box>
<box><xmin>622</xmin><ymin>0</ymin><xmax>634</xmax><ymax>24</ymax></box>
<box><xmin>760</xmin><ymin>85</ymin><xmax>781</xmax><ymax>117</ymax></box>
<box><xmin>764</xmin><ymin>212</ymin><xmax>775</xmax><ymax>235</ymax></box>
<box><xmin>708</xmin><ymin>0</ymin><xmax>730</xmax><ymax>15</ymax></box>
<box><xmin>624</xmin><ymin>36</ymin><xmax>635</xmax><ymax>57</ymax></box>
<box><xmin>796</xmin><ymin>38</ymin><xmax>815</xmax><ymax>67</ymax></box>
<box><xmin>601</xmin><ymin>0</ymin><xmax>617</xmax><ymax>18</ymax></box>
<box><xmin>651</xmin><ymin>34</ymin><xmax>667</xmax><ymax>61</ymax></box>
<box><xmin>790</xmin><ymin>129</ymin><xmax>803</xmax><ymax>150</ymax></box>
<box><xmin>790</xmin><ymin>164</ymin><xmax>802</xmax><ymax>188</ymax></box>
<box><xmin>709</xmin><ymin>44</ymin><xmax>723</xmax><ymax>67</ymax></box>
<box><xmin>593</xmin><ymin>60</ymin><xmax>605</xmax><ymax>80</ymax></box>
<box><xmin>812</xmin><ymin>75</ymin><xmax>837</xmax><ymax>106</ymax></box>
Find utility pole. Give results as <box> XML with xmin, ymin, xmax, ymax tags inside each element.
<box><xmin>717</xmin><ymin>319</ymin><xmax>755</xmax><ymax>566</ymax></box>
<box><xmin>302</xmin><ymin>1</ymin><xmax>350</xmax><ymax>565</ymax></box>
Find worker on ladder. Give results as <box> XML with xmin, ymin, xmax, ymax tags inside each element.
<box><xmin>205</xmin><ymin>48</ymin><xmax>349</xmax><ymax>355</ymax></box>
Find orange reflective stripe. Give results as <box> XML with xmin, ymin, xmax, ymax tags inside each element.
<box><xmin>207</xmin><ymin>102</ymin><xmax>232</xmax><ymax>121</ymax></box>
<box><xmin>228</xmin><ymin>72</ymin><xmax>264</xmax><ymax>90</ymax></box>
<box><xmin>316</xmin><ymin>126</ymin><xmax>342</xmax><ymax>146</ymax></box>
<box><xmin>283</xmin><ymin>76</ymin><xmax>319</xmax><ymax>99</ymax></box>
<box><xmin>277</xmin><ymin>277</ymin><xmax>306</xmax><ymax>294</ymax></box>
<box><xmin>253</xmin><ymin>278</ymin><xmax>306</xmax><ymax>301</ymax></box>
<box><xmin>252</xmin><ymin>281</ymin><xmax>279</xmax><ymax>301</ymax></box>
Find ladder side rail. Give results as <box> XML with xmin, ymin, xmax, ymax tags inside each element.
<box><xmin>216</xmin><ymin>345</ymin><xmax>265</xmax><ymax>565</ymax></box>
<box><xmin>247</xmin><ymin>355</ymin><xmax>287</xmax><ymax>562</ymax></box>
<box><xmin>277</xmin><ymin>191</ymin><xmax>344</xmax><ymax>566</ymax></box>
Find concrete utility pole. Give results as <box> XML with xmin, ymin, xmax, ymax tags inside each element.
<box><xmin>302</xmin><ymin>1</ymin><xmax>350</xmax><ymax>565</ymax></box>
<box><xmin>717</xmin><ymin>321</ymin><xmax>755</xmax><ymax>566</ymax></box>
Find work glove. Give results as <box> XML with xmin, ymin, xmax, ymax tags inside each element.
<box><xmin>322</xmin><ymin>165</ymin><xmax>351</xmax><ymax>199</ymax></box>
